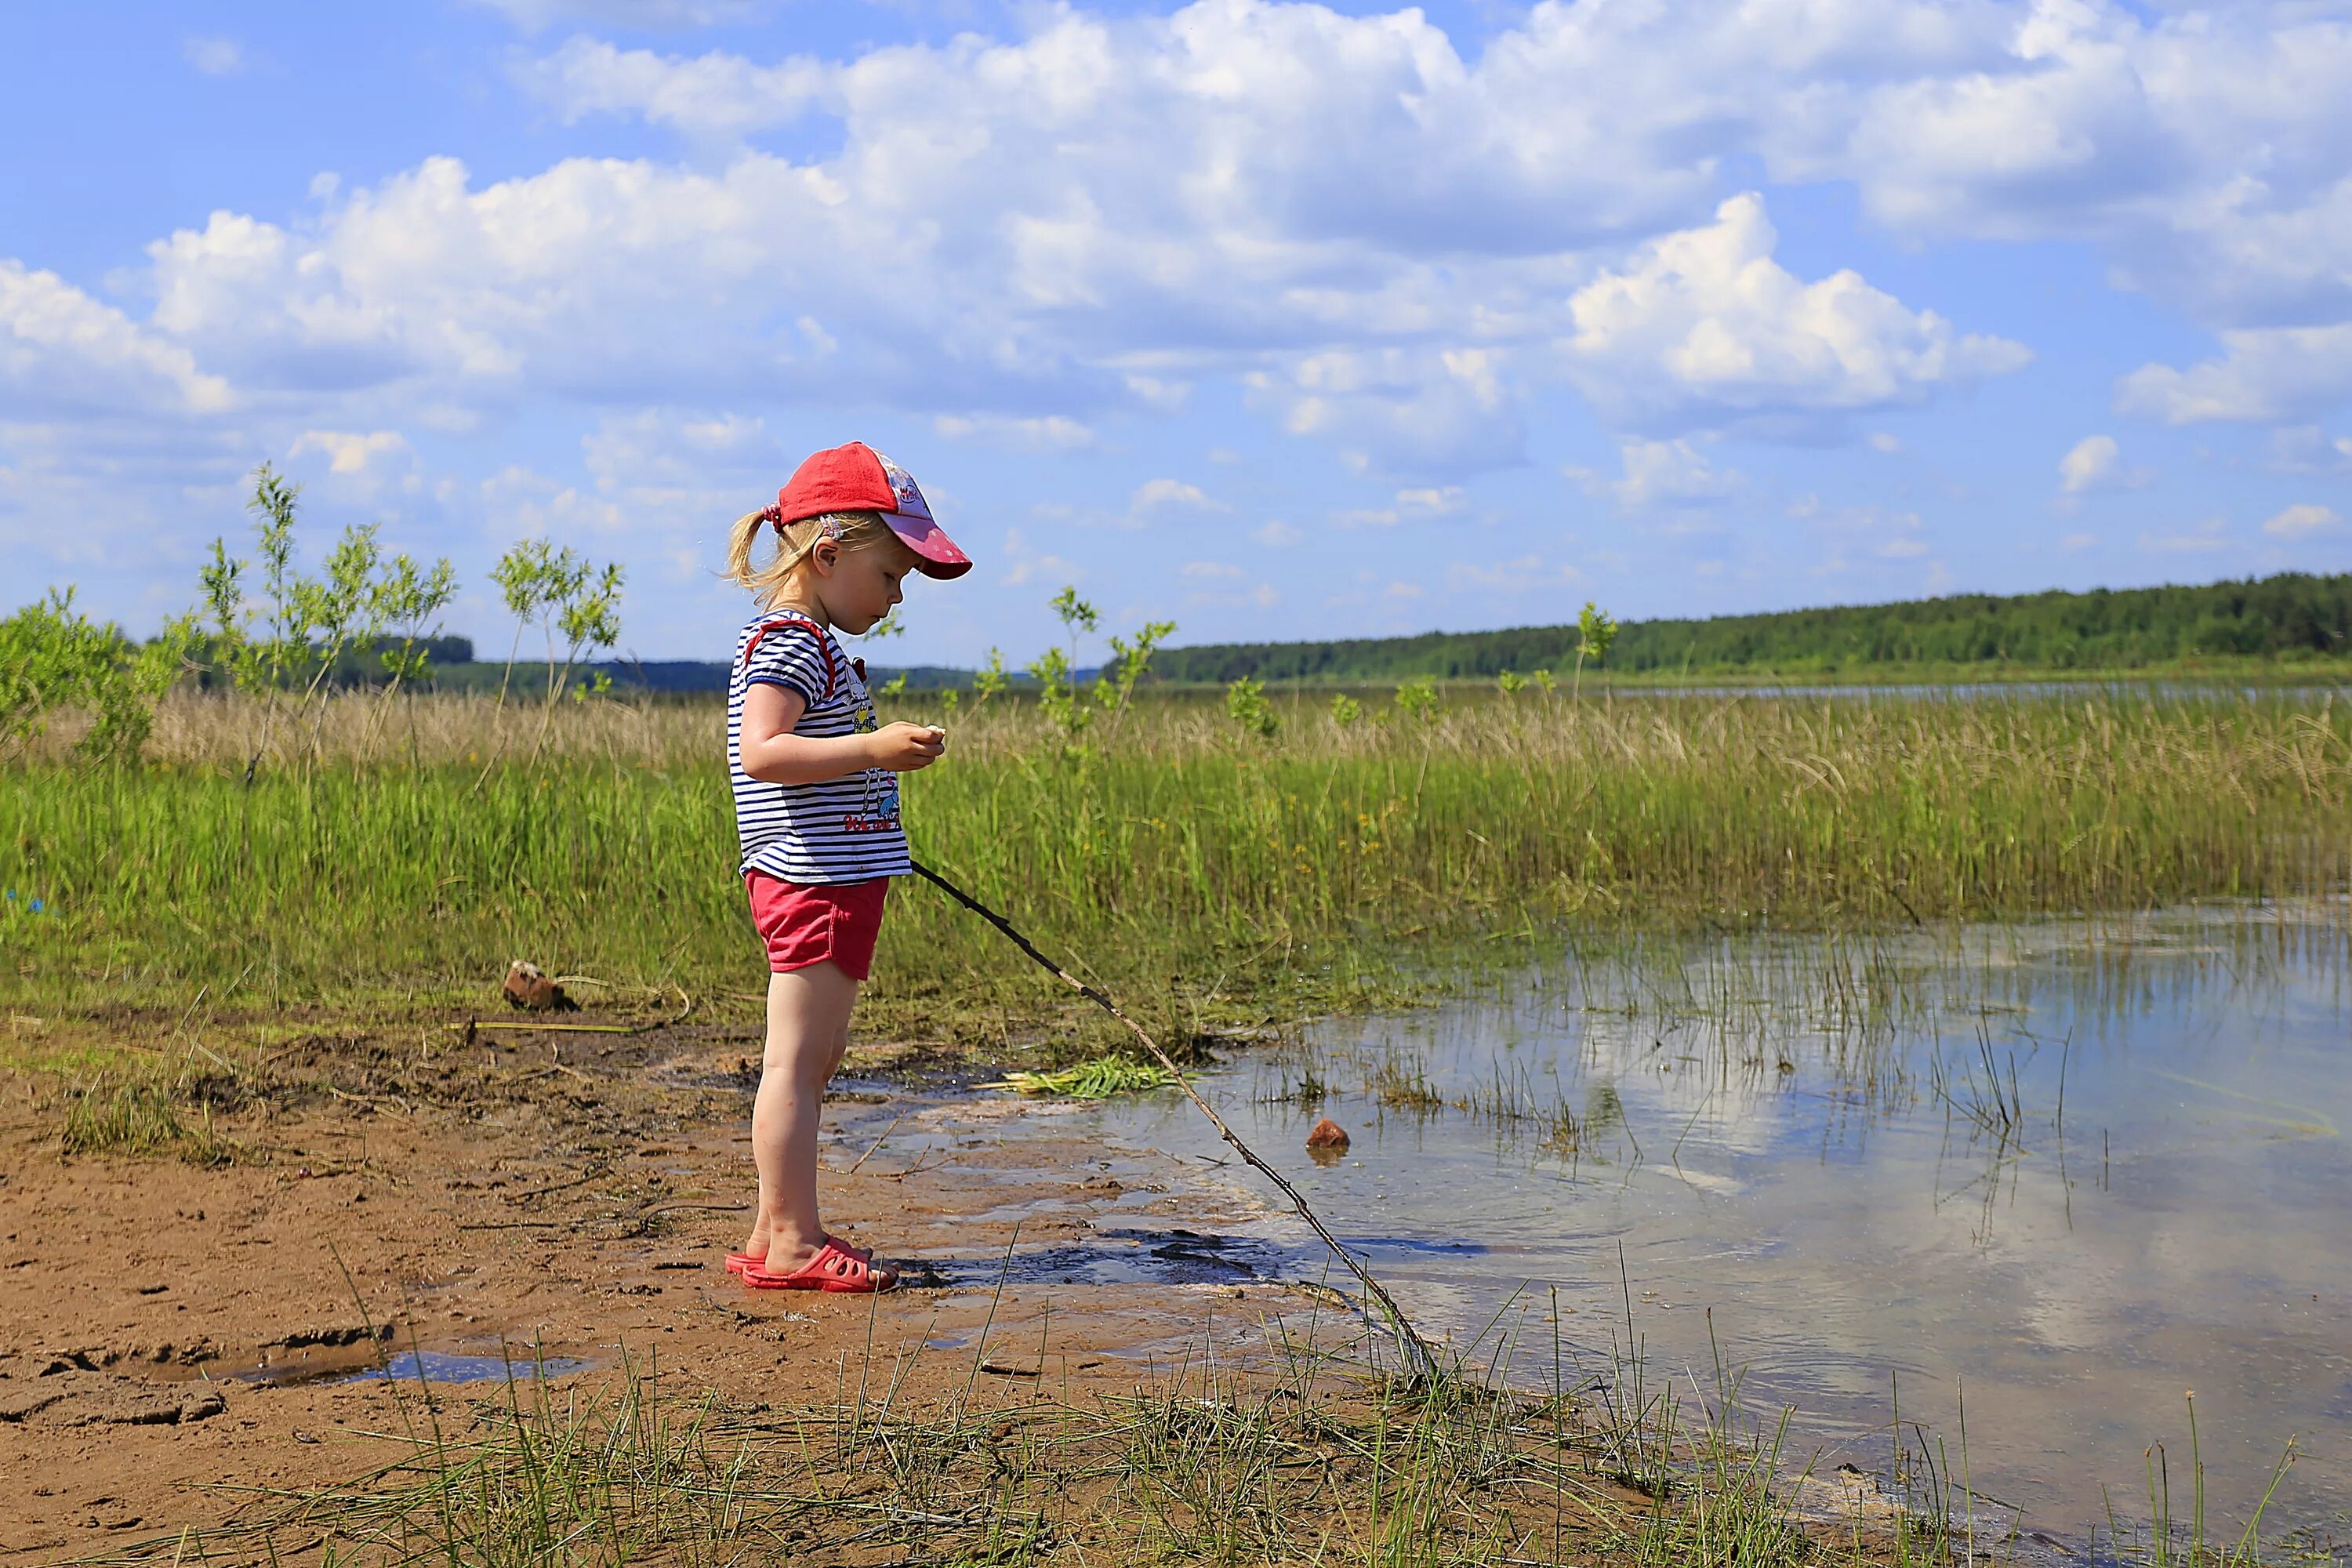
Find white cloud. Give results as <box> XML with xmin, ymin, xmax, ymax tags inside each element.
<box><xmin>2059</xmin><ymin>434</ymin><xmax>2116</xmax><ymax>493</ymax></box>
<box><xmin>1593</xmin><ymin>438</ymin><xmax>1744</xmax><ymax>510</ymax></box>
<box><xmin>1448</xmin><ymin>554</ymin><xmax>1579</xmax><ymax>594</ymax></box>
<box><xmin>2060</xmin><ymin>532</ymin><xmax>2098</xmax><ymax>551</ymax></box>
<box><xmin>1250</xmin><ymin>348</ymin><xmax>1523</xmax><ymax>477</ymax></box>
<box><xmin>2116</xmin><ymin>325</ymin><xmax>2352</xmax><ymax>425</ymax></box>
<box><xmin>289</xmin><ymin>429</ymin><xmax>410</xmax><ymax>476</ymax></box>
<box><xmin>87</xmin><ymin>4</ymin><xmax>2040</xmax><ymax>488</ymax></box>
<box><xmin>19</xmin><ymin>0</ymin><xmax>2352</xmax><ymax>627</ymax></box>
<box><xmin>182</xmin><ymin>37</ymin><xmax>245</xmax><ymax>76</ymax></box>
<box><xmin>517</xmin><ymin>36</ymin><xmax>824</xmax><ymax>141</ymax></box>
<box><xmin>933</xmin><ymin>414</ymin><xmax>1097</xmax><ymax>451</ymax></box>
<box><xmin>1181</xmin><ymin>559</ymin><xmax>1243</xmax><ymax>579</ymax></box>
<box><xmin>2263</xmin><ymin>503</ymin><xmax>2343</xmax><ymax>540</ymax></box>
<box><xmin>0</xmin><ymin>261</ymin><xmax>234</xmax><ymax>418</ymax></box>
<box><xmin>1330</xmin><ymin>485</ymin><xmax>1467</xmax><ymax>529</ymax></box>
<box><xmin>2137</xmin><ymin>517</ymin><xmax>2233</xmax><ymax>554</ymax></box>
<box><xmin>2267</xmin><ymin>426</ymin><xmax>2352</xmax><ymax>476</ymax></box>
<box><xmin>1250</xmin><ymin>519</ymin><xmax>1302</xmax><ymax>547</ymax></box>
<box><xmin>1867</xmin><ymin>431</ymin><xmax>1903</xmax><ymax>454</ymax></box>
<box><xmin>1130</xmin><ymin>478</ymin><xmax>1225</xmax><ymax>514</ymax></box>
<box><xmin>2057</xmin><ymin>434</ymin><xmax>2148</xmax><ymax>495</ymax></box>
<box><xmin>1561</xmin><ymin>194</ymin><xmax>2031</xmax><ymax>432</ymax></box>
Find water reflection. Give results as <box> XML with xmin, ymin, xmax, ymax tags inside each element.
<box><xmin>1076</xmin><ymin>909</ymin><xmax>2352</xmax><ymax>1544</ymax></box>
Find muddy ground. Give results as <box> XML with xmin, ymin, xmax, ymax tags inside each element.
<box><xmin>0</xmin><ymin>1015</ymin><xmax>1340</xmax><ymax>1561</ymax></box>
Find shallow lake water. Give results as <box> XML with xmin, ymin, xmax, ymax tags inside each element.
<box><xmin>1049</xmin><ymin>907</ymin><xmax>2351</xmax><ymax>1549</ymax></box>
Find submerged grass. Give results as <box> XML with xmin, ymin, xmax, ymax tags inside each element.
<box><xmin>3</xmin><ymin>687</ymin><xmax>2347</xmax><ymax>1059</ymax></box>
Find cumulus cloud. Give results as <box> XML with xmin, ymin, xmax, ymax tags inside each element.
<box><xmin>16</xmin><ymin>0</ymin><xmax>2352</xmax><ymax>626</ymax></box>
<box><xmin>2059</xmin><ymin>435</ymin><xmax>2118</xmax><ymax>493</ymax></box>
<box><xmin>2263</xmin><ymin>503</ymin><xmax>2343</xmax><ymax>540</ymax></box>
<box><xmin>933</xmin><ymin>414</ymin><xmax>1096</xmax><ymax>451</ymax></box>
<box><xmin>2056</xmin><ymin>434</ymin><xmax>2149</xmax><ymax>495</ymax></box>
<box><xmin>517</xmin><ymin>37</ymin><xmax>825</xmax><ymax>140</ymax></box>
<box><xmin>2267</xmin><ymin>426</ymin><xmax>2352</xmax><ymax>475</ymax></box>
<box><xmin>80</xmin><ymin>2</ymin><xmax>2050</xmax><ymax>486</ymax></box>
<box><xmin>0</xmin><ymin>261</ymin><xmax>234</xmax><ymax>418</ymax></box>
<box><xmin>289</xmin><ymin>429</ymin><xmax>410</xmax><ymax>476</ymax></box>
<box><xmin>1561</xmin><ymin>195</ymin><xmax>2031</xmax><ymax>433</ymax></box>
<box><xmin>1330</xmin><ymin>485</ymin><xmax>1466</xmax><ymax>529</ymax></box>
<box><xmin>2116</xmin><ymin>325</ymin><xmax>2352</xmax><ymax>425</ymax></box>
<box><xmin>1130</xmin><ymin>478</ymin><xmax>1225</xmax><ymax>513</ymax></box>
<box><xmin>182</xmin><ymin>37</ymin><xmax>245</xmax><ymax>75</ymax></box>
<box><xmin>1582</xmin><ymin>438</ymin><xmax>1745</xmax><ymax>511</ymax></box>
<box><xmin>1250</xmin><ymin>519</ymin><xmax>1302</xmax><ymax>546</ymax></box>
<box><xmin>2137</xmin><ymin>517</ymin><xmax>2232</xmax><ymax>554</ymax></box>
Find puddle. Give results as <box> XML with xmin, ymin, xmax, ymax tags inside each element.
<box><xmin>222</xmin><ymin>1338</ymin><xmax>590</xmax><ymax>1388</ymax></box>
<box><xmin>339</xmin><ymin>1350</ymin><xmax>590</xmax><ymax>1387</ymax></box>
<box><xmin>904</xmin><ymin>1226</ymin><xmax>1283</xmax><ymax>1290</ymax></box>
<box><xmin>1040</xmin><ymin>909</ymin><xmax>2352</xmax><ymax>1544</ymax></box>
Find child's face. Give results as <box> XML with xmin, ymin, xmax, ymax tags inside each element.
<box><xmin>814</xmin><ymin>535</ymin><xmax>920</xmax><ymax>634</ymax></box>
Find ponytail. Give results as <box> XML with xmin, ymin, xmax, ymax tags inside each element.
<box><xmin>725</xmin><ymin>506</ymin><xmax>899</xmax><ymax>609</ymax></box>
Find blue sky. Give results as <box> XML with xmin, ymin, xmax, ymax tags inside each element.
<box><xmin>5</xmin><ymin>0</ymin><xmax>2350</xmax><ymax>666</ymax></box>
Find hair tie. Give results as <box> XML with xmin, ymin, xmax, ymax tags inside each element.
<box><xmin>760</xmin><ymin>504</ymin><xmax>784</xmax><ymax>528</ymax></box>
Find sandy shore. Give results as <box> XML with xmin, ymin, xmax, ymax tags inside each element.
<box><xmin>0</xmin><ymin>1020</ymin><xmax>1325</xmax><ymax>1559</ymax></box>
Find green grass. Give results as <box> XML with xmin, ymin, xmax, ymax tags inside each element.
<box><xmin>107</xmin><ymin>1318</ymin><xmax>1934</xmax><ymax>1568</ymax></box>
<box><xmin>3</xmin><ymin>688</ymin><xmax>2347</xmax><ymax>1057</ymax></box>
<box><xmin>56</xmin><ymin>1076</ymin><xmax>240</xmax><ymax>1164</ymax></box>
<box><xmin>986</xmin><ymin>1054</ymin><xmax>1187</xmax><ymax>1098</ymax></box>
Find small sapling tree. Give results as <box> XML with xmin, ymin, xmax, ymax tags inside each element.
<box><xmin>0</xmin><ymin>590</ymin><xmax>196</xmax><ymax>763</ymax></box>
<box><xmin>1027</xmin><ymin>586</ymin><xmax>1100</xmax><ymax>748</ymax></box>
<box><xmin>1225</xmin><ymin>676</ymin><xmax>1279</xmax><ymax>741</ymax></box>
<box><xmin>490</xmin><ymin>537</ymin><xmax>624</xmax><ymax>712</ymax></box>
<box><xmin>201</xmin><ymin>465</ymin><xmax>452</xmax><ymax>775</ymax></box>
<box><xmin>1574</xmin><ymin>601</ymin><xmax>1618</xmax><ymax>698</ymax></box>
<box><xmin>1094</xmin><ymin>618</ymin><xmax>1176</xmax><ymax>741</ymax></box>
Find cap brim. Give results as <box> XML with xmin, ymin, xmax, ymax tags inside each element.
<box><xmin>883</xmin><ymin>511</ymin><xmax>972</xmax><ymax>579</ymax></box>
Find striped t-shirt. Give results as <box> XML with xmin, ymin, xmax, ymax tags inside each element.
<box><xmin>728</xmin><ymin>612</ymin><xmax>910</xmax><ymax>885</ymax></box>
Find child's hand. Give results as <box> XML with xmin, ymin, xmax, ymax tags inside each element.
<box><xmin>867</xmin><ymin>722</ymin><xmax>948</xmax><ymax>771</ymax></box>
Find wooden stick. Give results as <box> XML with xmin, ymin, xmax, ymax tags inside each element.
<box><xmin>909</xmin><ymin>855</ymin><xmax>1443</xmax><ymax>1380</ymax></box>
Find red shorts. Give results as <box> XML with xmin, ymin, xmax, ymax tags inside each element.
<box><xmin>743</xmin><ymin>872</ymin><xmax>891</xmax><ymax>979</ymax></box>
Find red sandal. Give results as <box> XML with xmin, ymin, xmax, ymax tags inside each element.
<box><xmin>743</xmin><ymin>1236</ymin><xmax>898</xmax><ymax>1293</ymax></box>
<box><xmin>727</xmin><ymin>1235</ymin><xmax>869</xmax><ymax>1276</ymax></box>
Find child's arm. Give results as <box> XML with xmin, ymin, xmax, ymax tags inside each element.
<box><xmin>740</xmin><ymin>684</ymin><xmax>944</xmax><ymax>786</ymax></box>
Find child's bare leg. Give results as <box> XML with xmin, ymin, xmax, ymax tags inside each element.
<box><xmin>742</xmin><ymin>1001</ymin><xmax>855</xmax><ymax>1258</ymax></box>
<box><xmin>743</xmin><ymin>961</ymin><xmax>859</xmax><ymax>1272</ymax></box>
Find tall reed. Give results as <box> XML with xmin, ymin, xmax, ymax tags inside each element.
<box><xmin>4</xmin><ymin>689</ymin><xmax>2345</xmax><ymax>1043</ymax></box>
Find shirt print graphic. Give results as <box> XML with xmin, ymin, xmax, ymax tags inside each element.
<box><xmin>843</xmin><ymin>691</ymin><xmax>902</xmax><ymax>836</ymax></box>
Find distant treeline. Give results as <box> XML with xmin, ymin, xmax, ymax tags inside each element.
<box><xmin>414</xmin><ymin>659</ymin><xmax>968</xmax><ymax>695</ymax></box>
<box><xmin>1149</xmin><ymin>572</ymin><xmax>2352</xmax><ymax>684</ymax></box>
<box><xmin>176</xmin><ymin>635</ymin><xmax>961</xmax><ymax>695</ymax></box>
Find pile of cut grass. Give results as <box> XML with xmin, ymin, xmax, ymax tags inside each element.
<box><xmin>2</xmin><ymin>688</ymin><xmax>2346</xmax><ymax>1054</ymax></box>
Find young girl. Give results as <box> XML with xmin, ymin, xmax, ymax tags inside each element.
<box><xmin>720</xmin><ymin>441</ymin><xmax>970</xmax><ymax>1293</ymax></box>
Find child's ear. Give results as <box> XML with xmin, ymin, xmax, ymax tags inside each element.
<box><xmin>810</xmin><ymin>539</ymin><xmax>839</xmax><ymax>575</ymax></box>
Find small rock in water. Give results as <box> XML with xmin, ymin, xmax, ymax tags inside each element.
<box><xmin>1305</xmin><ymin>1117</ymin><xmax>1350</xmax><ymax>1153</ymax></box>
<box><xmin>502</xmin><ymin>960</ymin><xmax>575</xmax><ymax>1012</ymax></box>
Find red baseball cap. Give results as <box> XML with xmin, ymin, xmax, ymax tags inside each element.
<box><xmin>772</xmin><ymin>441</ymin><xmax>971</xmax><ymax>579</ymax></box>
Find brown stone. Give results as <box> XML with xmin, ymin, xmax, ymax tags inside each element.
<box><xmin>1305</xmin><ymin>1117</ymin><xmax>1350</xmax><ymax>1152</ymax></box>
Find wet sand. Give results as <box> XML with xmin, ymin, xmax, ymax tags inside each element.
<box><xmin>0</xmin><ymin>1024</ymin><xmax>1313</xmax><ymax>1559</ymax></box>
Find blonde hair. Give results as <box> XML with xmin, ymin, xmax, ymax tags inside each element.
<box><xmin>725</xmin><ymin>507</ymin><xmax>900</xmax><ymax>609</ymax></box>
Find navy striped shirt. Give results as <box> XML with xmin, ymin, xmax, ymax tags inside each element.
<box><xmin>728</xmin><ymin>612</ymin><xmax>909</xmax><ymax>885</ymax></box>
